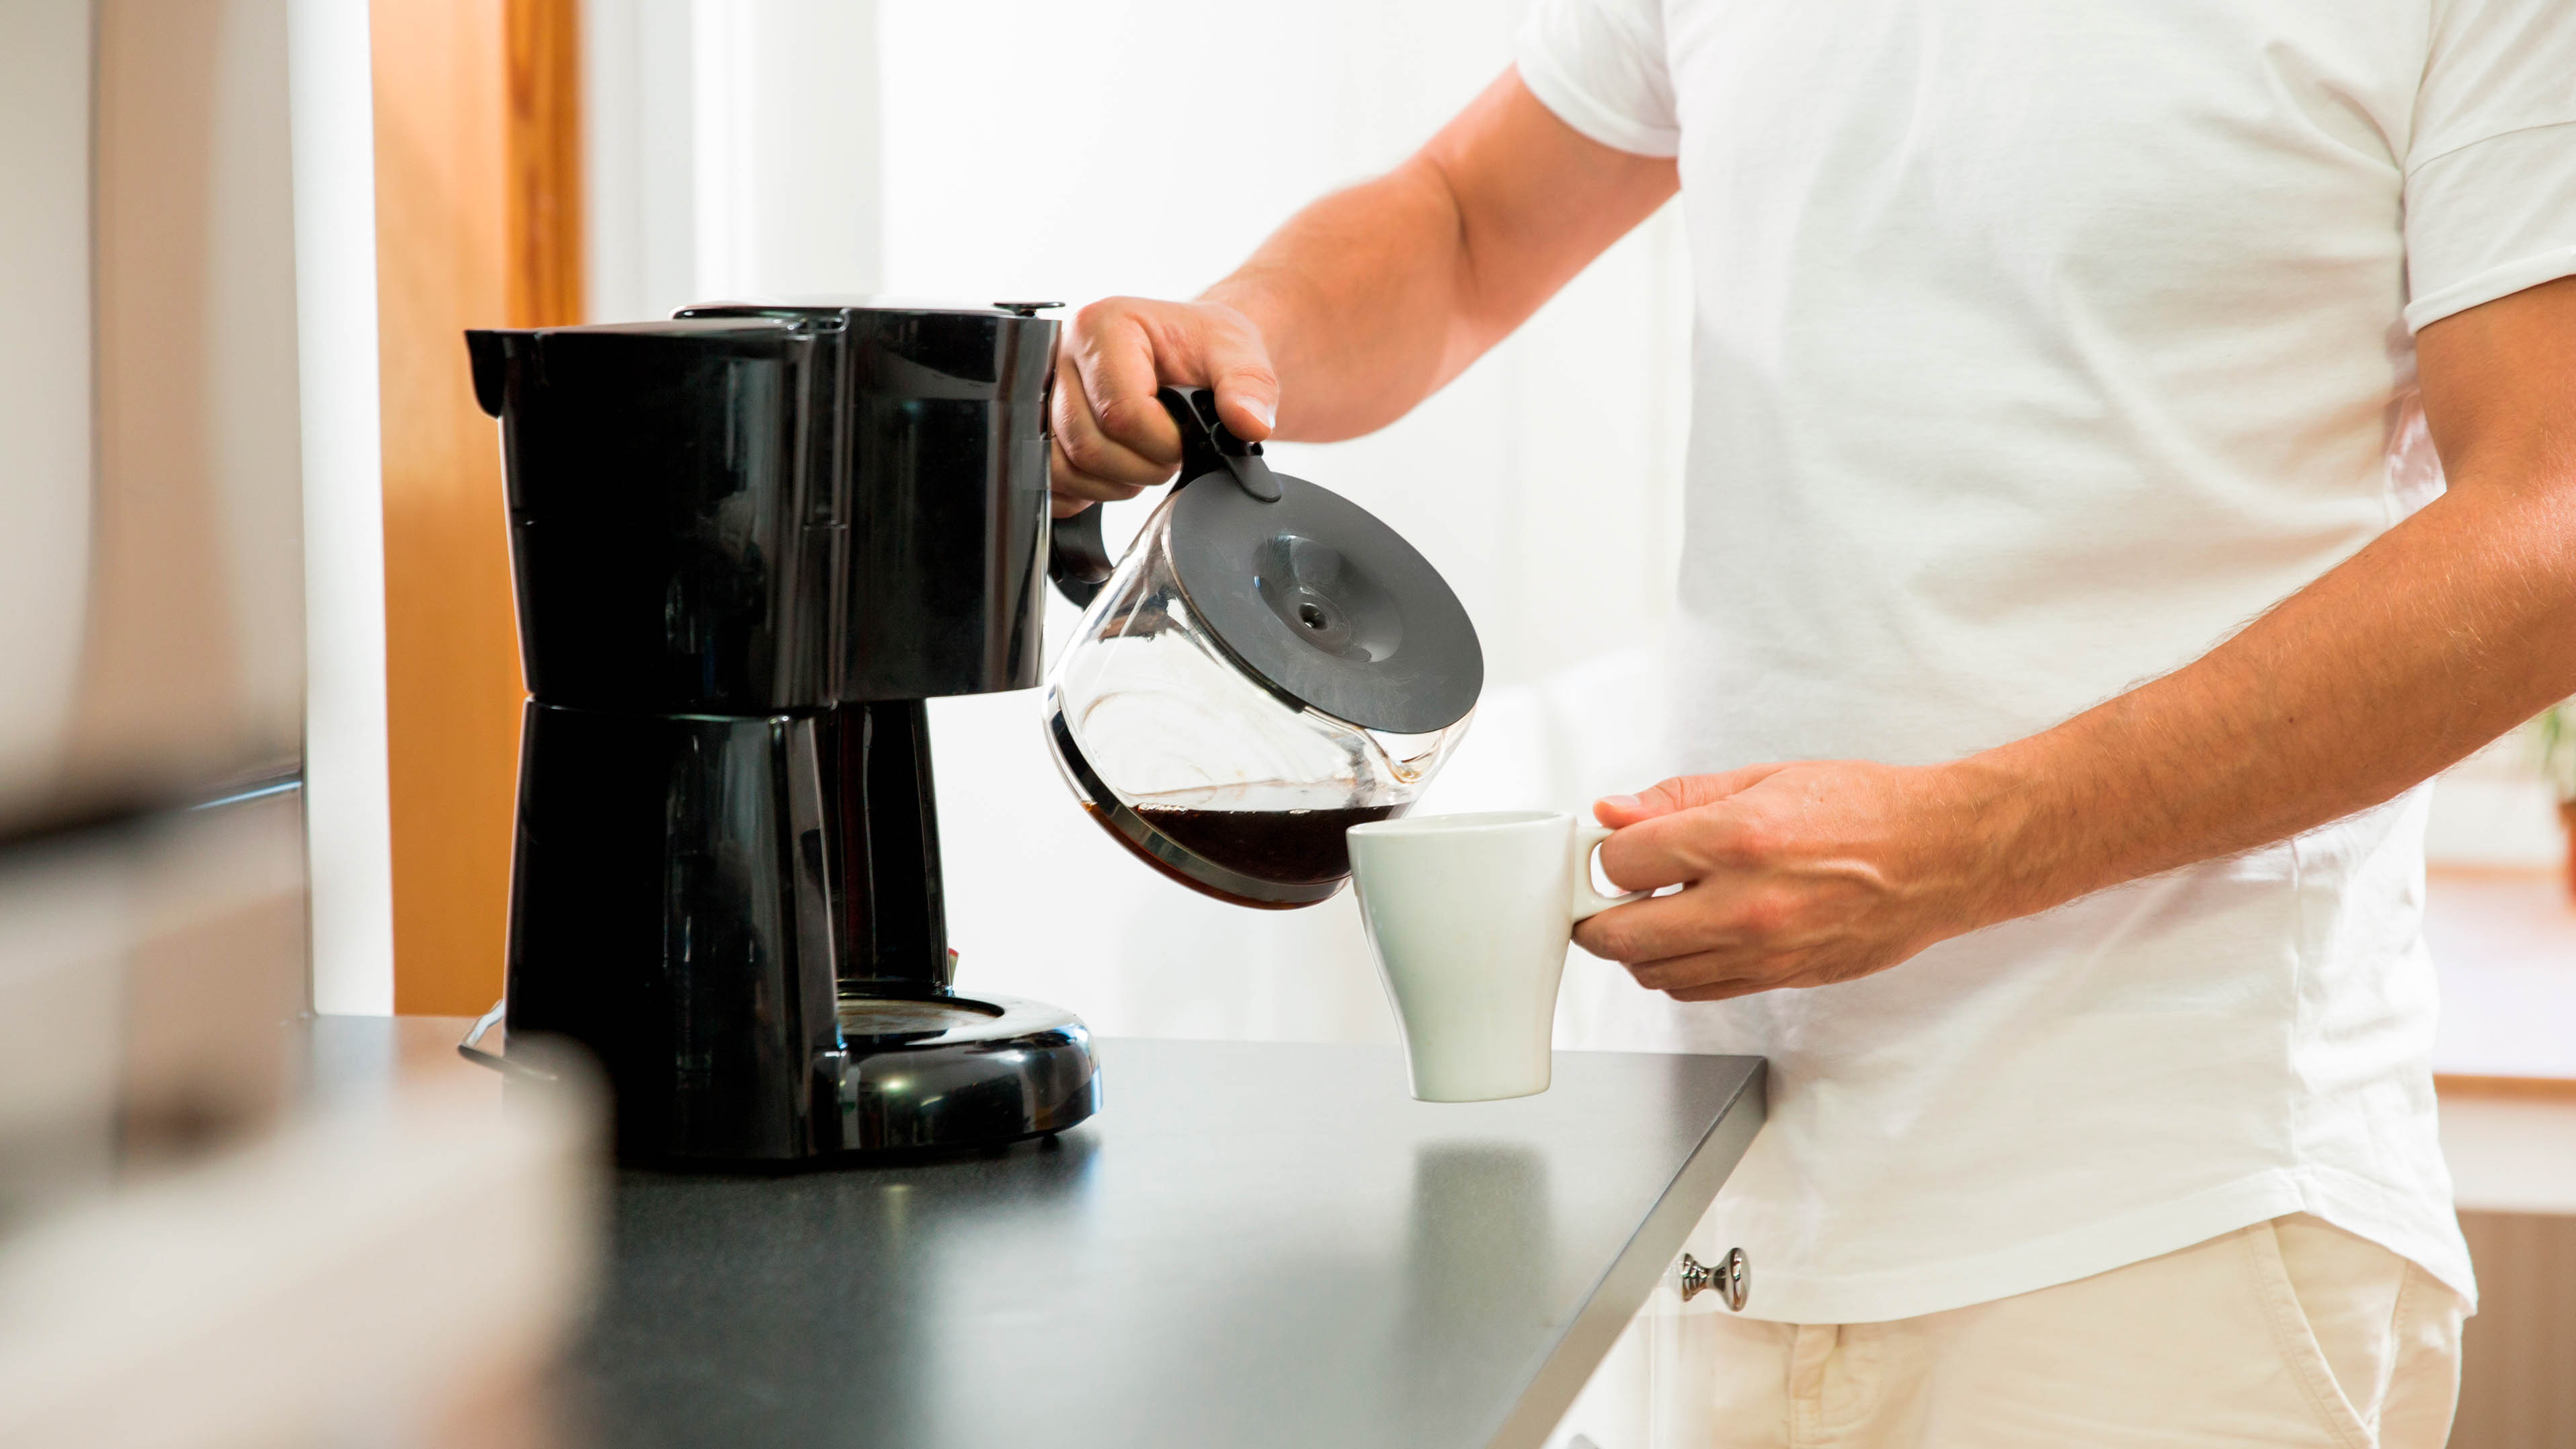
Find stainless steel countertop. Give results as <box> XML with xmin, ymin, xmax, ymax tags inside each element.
<box><xmin>307</xmin><ymin>1019</ymin><xmax>1763</xmax><ymax>1449</ymax></box>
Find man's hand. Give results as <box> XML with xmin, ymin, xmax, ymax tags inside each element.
<box><xmin>1049</xmin><ymin>297</ymin><xmax>1279</xmax><ymax>518</ymax></box>
<box><xmin>1571</xmin><ymin>763</ymin><xmax>2014</xmax><ymax>1001</ymax></box>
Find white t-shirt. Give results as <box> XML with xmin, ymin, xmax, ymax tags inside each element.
<box><xmin>1519</xmin><ymin>0</ymin><xmax>2576</xmax><ymax>1324</ymax></box>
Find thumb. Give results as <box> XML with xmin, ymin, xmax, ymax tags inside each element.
<box><xmin>1207</xmin><ymin>355</ymin><xmax>1279</xmax><ymax>441</ymax></box>
<box><xmin>1594</xmin><ymin>765</ymin><xmax>1787</xmax><ymax>827</ymax></box>
<box><xmin>1170</xmin><ymin>306</ymin><xmax>1280</xmax><ymax>440</ymax></box>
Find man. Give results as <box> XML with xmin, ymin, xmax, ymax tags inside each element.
<box><xmin>1049</xmin><ymin>0</ymin><xmax>2576</xmax><ymax>1441</ymax></box>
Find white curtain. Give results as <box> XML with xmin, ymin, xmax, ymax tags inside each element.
<box><xmin>586</xmin><ymin>0</ymin><xmax>886</xmax><ymax>317</ymax></box>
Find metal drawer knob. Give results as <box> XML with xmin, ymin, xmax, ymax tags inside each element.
<box><xmin>1677</xmin><ymin>1248</ymin><xmax>1750</xmax><ymax>1311</ymax></box>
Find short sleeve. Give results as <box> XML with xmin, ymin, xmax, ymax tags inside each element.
<box><xmin>2400</xmin><ymin>0</ymin><xmax>2576</xmax><ymax>331</ymax></box>
<box><xmin>1515</xmin><ymin>0</ymin><xmax>1681</xmax><ymax>159</ymax></box>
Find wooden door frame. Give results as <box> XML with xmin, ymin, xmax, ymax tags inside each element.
<box><xmin>371</xmin><ymin>0</ymin><xmax>581</xmax><ymax>1015</ymax></box>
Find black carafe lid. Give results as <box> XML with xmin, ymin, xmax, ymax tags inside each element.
<box><xmin>1156</xmin><ymin>388</ymin><xmax>1482</xmax><ymax>736</ymax></box>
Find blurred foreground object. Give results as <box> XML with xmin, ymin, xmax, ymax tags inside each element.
<box><xmin>0</xmin><ymin>801</ymin><xmax>602</xmax><ymax>1449</ymax></box>
<box><xmin>0</xmin><ymin>1065</ymin><xmax>598</xmax><ymax>1449</ymax></box>
<box><xmin>0</xmin><ymin>792</ymin><xmax>309</xmax><ymax>1224</ymax></box>
<box><xmin>1</xmin><ymin>5</ymin><xmax>598</xmax><ymax>1440</ymax></box>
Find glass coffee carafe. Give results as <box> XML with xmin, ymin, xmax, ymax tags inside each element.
<box><xmin>1045</xmin><ymin>388</ymin><xmax>1484</xmax><ymax>908</ymax></box>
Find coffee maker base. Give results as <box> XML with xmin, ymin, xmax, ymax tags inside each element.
<box><xmin>463</xmin><ymin>991</ymin><xmax>1100</xmax><ymax>1165</ymax></box>
<box><xmin>821</xmin><ymin>991</ymin><xmax>1101</xmax><ymax>1158</ymax></box>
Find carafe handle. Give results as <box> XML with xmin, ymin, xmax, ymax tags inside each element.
<box><xmin>1044</xmin><ymin>385</ymin><xmax>1281</xmax><ymax>610</ymax></box>
<box><xmin>1160</xmin><ymin>385</ymin><xmax>1282</xmax><ymax>503</ymax></box>
<box><xmin>1047</xmin><ymin>505</ymin><xmax>1117</xmax><ymax>609</ymax></box>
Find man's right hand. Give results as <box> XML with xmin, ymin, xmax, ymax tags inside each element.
<box><xmin>1049</xmin><ymin>296</ymin><xmax>1281</xmax><ymax>519</ymax></box>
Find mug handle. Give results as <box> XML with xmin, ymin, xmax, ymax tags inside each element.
<box><xmin>1570</xmin><ymin>822</ymin><xmax>1651</xmax><ymax>922</ymax></box>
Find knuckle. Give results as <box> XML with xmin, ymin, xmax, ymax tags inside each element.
<box><xmin>1648</xmin><ymin>776</ymin><xmax>1714</xmax><ymax>814</ymax></box>
<box><xmin>1057</xmin><ymin>424</ymin><xmax>1118</xmax><ymax>474</ymax></box>
<box><xmin>1221</xmin><ymin>360</ymin><xmax>1279</xmax><ymax>392</ymax></box>
<box><xmin>1730</xmin><ymin>891</ymin><xmax>1796</xmax><ymax>940</ymax></box>
<box><xmin>1712</xmin><ymin>816</ymin><xmax>1778</xmax><ymax>868</ymax></box>
<box><xmin>1092</xmin><ymin>392</ymin><xmax>1169</xmax><ymax>450</ymax></box>
<box><xmin>1047</xmin><ymin>462</ymin><xmax>1127</xmax><ymax>501</ymax></box>
<box><xmin>1071</xmin><ymin>296</ymin><xmax>1137</xmax><ymax>334</ymax></box>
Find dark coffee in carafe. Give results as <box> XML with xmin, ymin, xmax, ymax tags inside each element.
<box><xmin>1133</xmin><ymin>804</ymin><xmax>1400</xmax><ymax>884</ymax></box>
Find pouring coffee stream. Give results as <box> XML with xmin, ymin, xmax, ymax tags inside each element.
<box><xmin>1043</xmin><ymin>386</ymin><xmax>1484</xmax><ymax>908</ymax></box>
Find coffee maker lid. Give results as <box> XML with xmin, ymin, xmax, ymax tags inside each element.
<box><xmin>676</xmin><ymin>296</ymin><xmax>1062</xmax><ymax>319</ymax></box>
<box><xmin>1158</xmin><ymin>390</ymin><xmax>1484</xmax><ymax>737</ymax></box>
<box><xmin>465</xmin><ymin>318</ymin><xmax>809</xmax><ymax>421</ymax></box>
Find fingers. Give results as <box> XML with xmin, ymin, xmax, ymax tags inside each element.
<box><xmin>1138</xmin><ymin>296</ymin><xmax>1281</xmax><ymax>442</ymax></box>
<box><xmin>1572</xmin><ymin>881</ymin><xmax>1761</xmax><ymax>964</ymax></box>
<box><xmin>1577</xmin><ymin>925</ymin><xmax>1780</xmax><ymax>1001</ymax></box>
<box><xmin>1658</xmin><ymin>975</ymin><xmax>1777</xmax><ymax>1004</ymax></box>
<box><xmin>1046</xmin><ymin>458</ymin><xmax>1137</xmax><ymax>518</ymax></box>
<box><xmin>1593</xmin><ymin>764</ymin><xmax>1785</xmax><ymax>827</ymax></box>
<box><xmin>1053</xmin><ymin>348</ymin><xmax>1176</xmax><ymax>497</ymax></box>
<box><xmin>1595</xmin><ymin>802</ymin><xmax>1776</xmax><ymax>893</ymax></box>
<box><xmin>1576</xmin><ymin>925</ymin><xmax>1805</xmax><ymax>1003</ymax></box>
<box><xmin>1049</xmin><ymin>296</ymin><xmax>1283</xmax><ymax>509</ymax></box>
<box><xmin>1201</xmin><ymin>335</ymin><xmax>1280</xmax><ymax>440</ymax></box>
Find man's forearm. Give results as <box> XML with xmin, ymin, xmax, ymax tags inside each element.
<box><xmin>1959</xmin><ymin>476</ymin><xmax>2576</xmax><ymax>925</ymax></box>
<box><xmin>1201</xmin><ymin>163</ymin><xmax>1480</xmax><ymax>443</ymax></box>
<box><xmin>1200</xmin><ymin>69</ymin><xmax>1678</xmax><ymax>443</ymax></box>
<box><xmin>1047</xmin><ymin>72</ymin><xmax>1671</xmax><ymax>502</ymax></box>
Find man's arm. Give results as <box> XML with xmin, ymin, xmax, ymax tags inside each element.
<box><xmin>1572</xmin><ymin>275</ymin><xmax>2576</xmax><ymax>999</ymax></box>
<box><xmin>1048</xmin><ymin>70</ymin><xmax>1677</xmax><ymax>515</ymax></box>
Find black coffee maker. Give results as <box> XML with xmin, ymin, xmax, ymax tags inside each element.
<box><xmin>465</xmin><ymin>302</ymin><xmax>1098</xmax><ymax>1163</ymax></box>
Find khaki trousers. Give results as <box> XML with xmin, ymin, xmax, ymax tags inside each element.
<box><xmin>1676</xmin><ymin>1215</ymin><xmax>2466</xmax><ymax>1449</ymax></box>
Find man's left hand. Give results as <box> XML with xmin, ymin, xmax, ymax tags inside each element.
<box><xmin>1570</xmin><ymin>761</ymin><xmax>2014</xmax><ymax>1002</ymax></box>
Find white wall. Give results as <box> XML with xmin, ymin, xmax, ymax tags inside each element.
<box><xmin>2427</xmin><ymin>733</ymin><xmax>2565</xmax><ymax>870</ymax></box>
<box><xmin>290</xmin><ymin>0</ymin><xmax>395</xmax><ymax>1014</ymax></box>
<box><xmin>0</xmin><ymin>0</ymin><xmax>97</xmax><ymax>811</ymax></box>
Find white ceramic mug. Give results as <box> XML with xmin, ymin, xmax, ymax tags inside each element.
<box><xmin>1346</xmin><ymin>811</ymin><xmax>1646</xmax><ymax>1102</ymax></box>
